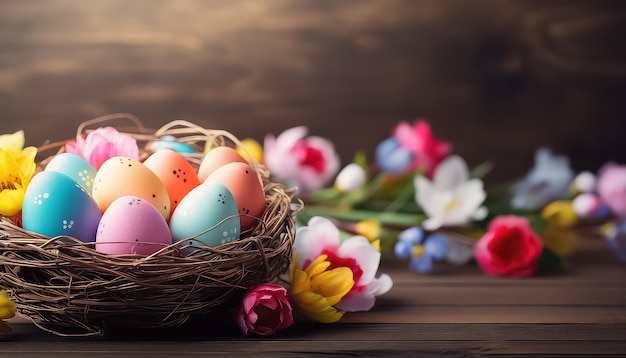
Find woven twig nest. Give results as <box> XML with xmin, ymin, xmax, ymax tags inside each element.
<box><xmin>0</xmin><ymin>114</ymin><xmax>299</xmax><ymax>336</ymax></box>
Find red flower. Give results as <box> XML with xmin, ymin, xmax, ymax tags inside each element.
<box><xmin>237</xmin><ymin>284</ymin><xmax>294</xmax><ymax>336</ymax></box>
<box><xmin>473</xmin><ymin>216</ymin><xmax>542</xmax><ymax>277</ymax></box>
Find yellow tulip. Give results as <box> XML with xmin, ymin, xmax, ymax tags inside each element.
<box><xmin>289</xmin><ymin>254</ymin><xmax>354</xmax><ymax>323</ymax></box>
<box><xmin>0</xmin><ymin>130</ymin><xmax>26</xmax><ymax>154</ymax></box>
<box><xmin>541</xmin><ymin>200</ymin><xmax>577</xmax><ymax>227</ymax></box>
<box><xmin>0</xmin><ymin>135</ymin><xmax>37</xmax><ymax>217</ymax></box>
<box><xmin>0</xmin><ymin>291</ymin><xmax>16</xmax><ymax>333</ymax></box>
<box><xmin>541</xmin><ymin>200</ymin><xmax>578</xmax><ymax>257</ymax></box>
<box><xmin>355</xmin><ymin>219</ymin><xmax>382</xmax><ymax>251</ymax></box>
<box><xmin>236</xmin><ymin>138</ymin><xmax>264</xmax><ymax>165</ymax></box>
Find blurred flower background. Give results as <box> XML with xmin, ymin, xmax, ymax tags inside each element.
<box><xmin>233</xmin><ymin>118</ymin><xmax>626</xmax><ymax>278</ymax></box>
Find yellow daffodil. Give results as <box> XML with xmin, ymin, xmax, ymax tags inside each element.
<box><xmin>288</xmin><ymin>253</ymin><xmax>354</xmax><ymax>323</ymax></box>
<box><xmin>541</xmin><ymin>200</ymin><xmax>578</xmax><ymax>257</ymax></box>
<box><xmin>0</xmin><ymin>291</ymin><xmax>16</xmax><ymax>333</ymax></box>
<box><xmin>0</xmin><ymin>130</ymin><xmax>37</xmax><ymax>217</ymax></box>
<box><xmin>236</xmin><ymin>138</ymin><xmax>264</xmax><ymax>165</ymax></box>
<box><xmin>541</xmin><ymin>200</ymin><xmax>577</xmax><ymax>227</ymax></box>
<box><xmin>354</xmin><ymin>219</ymin><xmax>382</xmax><ymax>251</ymax></box>
<box><xmin>541</xmin><ymin>224</ymin><xmax>578</xmax><ymax>257</ymax></box>
<box><xmin>0</xmin><ymin>130</ymin><xmax>26</xmax><ymax>153</ymax></box>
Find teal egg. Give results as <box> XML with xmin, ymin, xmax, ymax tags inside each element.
<box><xmin>169</xmin><ymin>182</ymin><xmax>240</xmax><ymax>248</ymax></box>
<box><xmin>45</xmin><ymin>153</ymin><xmax>97</xmax><ymax>194</ymax></box>
<box><xmin>22</xmin><ymin>171</ymin><xmax>102</xmax><ymax>242</ymax></box>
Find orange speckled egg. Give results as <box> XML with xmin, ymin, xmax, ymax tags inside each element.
<box><xmin>198</xmin><ymin>146</ymin><xmax>246</xmax><ymax>182</ymax></box>
<box><xmin>143</xmin><ymin>149</ymin><xmax>200</xmax><ymax>213</ymax></box>
<box><xmin>92</xmin><ymin>156</ymin><xmax>171</xmax><ymax>220</ymax></box>
<box><xmin>205</xmin><ymin>162</ymin><xmax>266</xmax><ymax>232</ymax></box>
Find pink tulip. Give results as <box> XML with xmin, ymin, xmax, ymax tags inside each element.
<box><xmin>263</xmin><ymin>127</ymin><xmax>340</xmax><ymax>191</ymax></box>
<box><xmin>597</xmin><ymin>162</ymin><xmax>626</xmax><ymax>219</ymax></box>
<box><xmin>237</xmin><ymin>284</ymin><xmax>293</xmax><ymax>336</ymax></box>
<box><xmin>65</xmin><ymin>127</ymin><xmax>139</xmax><ymax>170</ymax></box>
<box><xmin>392</xmin><ymin>120</ymin><xmax>451</xmax><ymax>177</ymax></box>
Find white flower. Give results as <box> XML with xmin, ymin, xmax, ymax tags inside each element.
<box><xmin>293</xmin><ymin>216</ymin><xmax>393</xmax><ymax>312</ymax></box>
<box><xmin>573</xmin><ymin>171</ymin><xmax>596</xmax><ymax>194</ymax></box>
<box><xmin>335</xmin><ymin>163</ymin><xmax>366</xmax><ymax>192</ymax></box>
<box><xmin>414</xmin><ymin>155</ymin><xmax>487</xmax><ymax>231</ymax></box>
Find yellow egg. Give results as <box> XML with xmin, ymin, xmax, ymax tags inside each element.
<box><xmin>92</xmin><ymin>156</ymin><xmax>171</xmax><ymax>220</ymax></box>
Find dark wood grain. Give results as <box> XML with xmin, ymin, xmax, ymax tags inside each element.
<box><xmin>3</xmin><ymin>234</ymin><xmax>625</xmax><ymax>356</ymax></box>
<box><xmin>1</xmin><ymin>0</ymin><xmax>625</xmax><ymax>181</ymax></box>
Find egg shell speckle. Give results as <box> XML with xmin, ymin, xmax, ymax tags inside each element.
<box><xmin>143</xmin><ymin>149</ymin><xmax>200</xmax><ymax>213</ymax></box>
<box><xmin>96</xmin><ymin>196</ymin><xmax>172</xmax><ymax>255</ymax></box>
<box><xmin>92</xmin><ymin>156</ymin><xmax>171</xmax><ymax>220</ymax></box>
<box><xmin>204</xmin><ymin>161</ymin><xmax>266</xmax><ymax>232</ymax></box>
<box><xmin>45</xmin><ymin>152</ymin><xmax>97</xmax><ymax>194</ymax></box>
<box><xmin>22</xmin><ymin>171</ymin><xmax>102</xmax><ymax>242</ymax></box>
<box><xmin>169</xmin><ymin>182</ymin><xmax>240</xmax><ymax>248</ymax></box>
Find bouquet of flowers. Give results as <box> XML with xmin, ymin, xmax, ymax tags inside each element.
<box><xmin>248</xmin><ymin>119</ymin><xmax>624</xmax><ymax>279</ymax></box>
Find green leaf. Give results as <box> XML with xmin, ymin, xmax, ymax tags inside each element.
<box><xmin>470</xmin><ymin>161</ymin><xmax>495</xmax><ymax>179</ymax></box>
<box><xmin>353</xmin><ymin>151</ymin><xmax>368</xmax><ymax>169</ymax></box>
<box><xmin>537</xmin><ymin>247</ymin><xmax>569</xmax><ymax>273</ymax></box>
<box><xmin>300</xmin><ymin>206</ymin><xmax>425</xmax><ymax>227</ymax></box>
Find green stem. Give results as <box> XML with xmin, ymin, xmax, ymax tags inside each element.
<box><xmin>383</xmin><ymin>177</ymin><xmax>415</xmax><ymax>213</ymax></box>
<box><xmin>300</xmin><ymin>206</ymin><xmax>425</xmax><ymax>227</ymax></box>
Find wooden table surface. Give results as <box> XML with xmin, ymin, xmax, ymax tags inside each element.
<box><xmin>2</xmin><ymin>232</ymin><xmax>625</xmax><ymax>357</ymax></box>
<box><xmin>1</xmin><ymin>1</ymin><xmax>626</xmax><ymax>356</ymax></box>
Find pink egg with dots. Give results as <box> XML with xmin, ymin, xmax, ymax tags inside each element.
<box><xmin>205</xmin><ymin>162</ymin><xmax>266</xmax><ymax>232</ymax></box>
<box><xmin>96</xmin><ymin>196</ymin><xmax>172</xmax><ymax>255</ymax></box>
<box><xmin>144</xmin><ymin>149</ymin><xmax>200</xmax><ymax>213</ymax></box>
<box><xmin>198</xmin><ymin>146</ymin><xmax>247</xmax><ymax>182</ymax></box>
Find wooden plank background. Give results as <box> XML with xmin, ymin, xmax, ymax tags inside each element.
<box><xmin>1</xmin><ymin>0</ymin><xmax>625</xmax><ymax>181</ymax></box>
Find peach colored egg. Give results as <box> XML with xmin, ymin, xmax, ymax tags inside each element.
<box><xmin>198</xmin><ymin>146</ymin><xmax>246</xmax><ymax>182</ymax></box>
<box><xmin>205</xmin><ymin>162</ymin><xmax>266</xmax><ymax>232</ymax></box>
<box><xmin>92</xmin><ymin>156</ymin><xmax>171</xmax><ymax>220</ymax></box>
<box><xmin>144</xmin><ymin>149</ymin><xmax>200</xmax><ymax>213</ymax></box>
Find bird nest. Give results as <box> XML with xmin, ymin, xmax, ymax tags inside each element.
<box><xmin>0</xmin><ymin>114</ymin><xmax>299</xmax><ymax>336</ymax></box>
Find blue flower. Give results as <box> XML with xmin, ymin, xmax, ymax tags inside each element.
<box><xmin>375</xmin><ymin>138</ymin><xmax>413</xmax><ymax>174</ymax></box>
<box><xmin>604</xmin><ymin>221</ymin><xmax>626</xmax><ymax>262</ymax></box>
<box><xmin>394</xmin><ymin>227</ymin><xmax>451</xmax><ymax>273</ymax></box>
<box><xmin>510</xmin><ymin>148</ymin><xmax>574</xmax><ymax>210</ymax></box>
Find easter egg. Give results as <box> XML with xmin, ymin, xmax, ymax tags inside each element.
<box><xmin>205</xmin><ymin>162</ymin><xmax>266</xmax><ymax>232</ymax></box>
<box><xmin>96</xmin><ymin>196</ymin><xmax>172</xmax><ymax>255</ymax></box>
<box><xmin>144</xmin><ymin>149</ymin><xmax>200</xmax><ymax>213</ymax></box>
<box><xmin>92</xmin><ymin>156</ymin><xmax>171</xmax><ymax>220</ymax></box>
<box><xmin>45</xmin><ymin>153</ymin><xmax>97</xmax><ymax>193</ymax></box>
<box><xmin>197</xmin><ymin>146</ymin><xmax>246</xmax><ymax>182</ymax></box>
<box><xmin>22</xmin><ymin>171</ymin><xmax>102</xmax><ymax>242</ymax></box>
<box><xmin>169</xmin><ymin>182</ymin><xmax>240</xmax><ymax>248</ymax></box>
